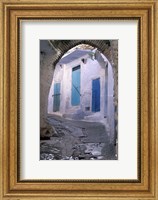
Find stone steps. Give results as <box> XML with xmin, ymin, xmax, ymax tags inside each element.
<box><xmin>63</xmin><ymin>108</ymin><xmax>85</xmax><ymax>120</ymax></box>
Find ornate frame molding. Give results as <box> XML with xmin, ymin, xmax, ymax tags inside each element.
<box><xmin>0</xmin><ymin>1</ymin><xmax>157</xmax><ymax>199</ymax></box>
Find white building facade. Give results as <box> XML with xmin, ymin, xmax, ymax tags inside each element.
<box><xmin>48</xmin><ymin>49</ymin><xmax>115</xmax><ymax>139</ymax></box>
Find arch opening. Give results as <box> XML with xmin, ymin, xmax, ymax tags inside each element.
<box><xmin>40</xmin><ymin>40</ymin><xmax>118</xmax><ymax>160</ymax></box>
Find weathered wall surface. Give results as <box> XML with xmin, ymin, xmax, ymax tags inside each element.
<box><xmin>107</xmin><ymin>61</ymin><xmax>114</xmax><ymax>142</ymax></box>
<box><xmin>40</xmin><ymin>41</ymin><xmax>57</xmax><ymax>127</ymax></box>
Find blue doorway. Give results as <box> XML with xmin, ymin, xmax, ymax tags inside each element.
<box><xmin>92</xmin><ymin>78</ymin><xmax>100</xmax><ymax>112</ymax></box>
<box><xmin>53</xmin><ymin>83</ymin><xmax>60</xmax><ymax>112</ymax></box>
<box><xmin>71</xmin><ymin>66</ymin><xmax>81</xmax><ymax>106</ymax></box>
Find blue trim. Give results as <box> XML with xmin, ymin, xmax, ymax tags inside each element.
<box><xmin>92</xmin><ymin>78</ymin><xmax>100</xmax><ymax>112</ymax></box>
<box><xmin>71</xmin><ymin>66</ymin><xmax>81</xmax><ymax>106</ymax></box>
<box><xmin>53</xmin><ymin>83</ymin><xmax>60</xmax><ymax>112</ymax></box>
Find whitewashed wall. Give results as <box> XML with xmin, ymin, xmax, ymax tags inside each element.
<box><xmin>107</xmin><ymin>61</ymin><xmax>114</xmax><ymax>139</ymax></box>
<box><xmin>48</xmin><ymin>51</ymin><xmax>114</xmax><ymax>139</ymax></box>
<box><xmin>48</xmin><ymin>53</ymin><xmax>105</xmax><ymax>119</ymax></box>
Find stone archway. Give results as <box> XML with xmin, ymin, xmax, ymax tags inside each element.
<box><xmin>40</xmin><ymin>40</ymin><xmax>118</xmax><ymax>143</ymax></box>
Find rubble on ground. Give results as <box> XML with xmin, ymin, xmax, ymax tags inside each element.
<box><xmin>40</xmin><ymin>115</ymin><xmax>117</xmax><ymax>160</ymax></box>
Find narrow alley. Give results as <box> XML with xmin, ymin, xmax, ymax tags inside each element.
<box><xmin>40</xmin><ymin>114</ymin><xmax>116</xmax><ymax>160</ymax></box>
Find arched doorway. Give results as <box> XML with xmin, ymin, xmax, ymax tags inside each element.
<box><xmin>40</xmin><ymin>40</ymin><xmax>118</xmax><ymax>160</ymax></box>
<box><xmin>48</xmin><ymin>44</ymin><xmax>115</xmax><ymax>141</ymax></box>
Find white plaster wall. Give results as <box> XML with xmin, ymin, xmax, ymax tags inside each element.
<box><xmin>48</xmin><ymin>51</ymin><xmax>115</xmax><ymax>141</ymax></box>
<box><xmin>48</xmin><ymin>52</ymin><xmax>115</xmax><ymax>137</ymax></box>
<box><xmin>48</xmin><ymin>53</ymin><xmax>106</xmax><ymax>120</ymax></box>
<box><xmin>81</xmin><ymin>57</ymin><xmax>105</xmax><ymax>118</ymax></box>
<box><xmin>97</xmin><ymin>53</ymin><xmax>115</xmax><ymax>141</ymax></box>
<box><xmin>107</xmin><ymin>62</ymin><xmax>114</xmax><ymax>140</ymax></box>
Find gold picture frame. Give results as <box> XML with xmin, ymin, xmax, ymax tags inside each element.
<box><xmin>0</xmin><ymin>0</ymin><xmax>158</xmax><ymax>199</ymax></box>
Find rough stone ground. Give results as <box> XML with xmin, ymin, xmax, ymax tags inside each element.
<box><xmin>40</xmin><ymin>114</ymin><xmax>117</xmax><ymax>160</ymax></box>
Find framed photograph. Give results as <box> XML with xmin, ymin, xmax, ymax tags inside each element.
<box><xmin>40</xmin><ymin>39</ymin><xmax>118</xmax><ymax>162</ymax></box>
<box><xmin>0</xmin><ymin>0</ymin><xmax>157</xmax><ymax>199</ymax></box>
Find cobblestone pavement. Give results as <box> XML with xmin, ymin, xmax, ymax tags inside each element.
<box><xmin>40</xmin><ymin>115</ymin><xmax>117</xmax><ymax>160</ymax></box>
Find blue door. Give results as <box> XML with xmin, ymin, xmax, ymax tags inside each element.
<box><xmin>92</xmin><ymin>78</ymin><xmax>100</xmax><ymax>112</ymax></box>
<box><xmin>71</xmin><ymin>66</ymin><xmax>81</xmax><ymax>106</ymax></box>
<box><xmin>53</xmin><ymin>83</ymin><xmax>60</xmax><ymax>112</ymax></box>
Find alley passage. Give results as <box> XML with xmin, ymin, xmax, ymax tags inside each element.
<box><xmin>40</xmin><ymin>115</ymin><xmax>116</xmax><ymax>160</ymax></box>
